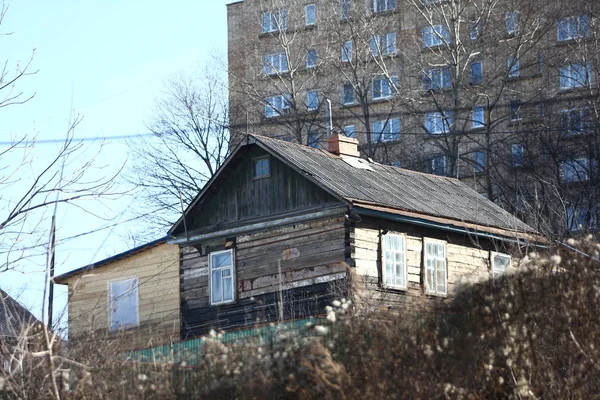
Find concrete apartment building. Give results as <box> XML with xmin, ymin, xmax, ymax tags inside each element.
<box><xmin>226</xmin><ymin>0</ymin><xmax>599</xmax><ymax>237</ymax></box>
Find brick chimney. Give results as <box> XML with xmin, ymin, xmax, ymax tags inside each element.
<box><xmin>327</xmin><ymin>134</ymin><xmax>360</xmax><ymax>157</ymax></box>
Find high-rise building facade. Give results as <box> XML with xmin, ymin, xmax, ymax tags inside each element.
<box><xmin>226</xmin><ymin>0</ymin><xmax>599</xmax><ymax>237</ymax></box>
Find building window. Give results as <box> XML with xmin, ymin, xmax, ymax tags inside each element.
<box><xmin>373</xmin><ymin>118</ymin><xmax>400</xmax><ymax>142</ymax></box>
<box><xmin>373</xmin><ymin>76</ymin><xmax>398</xmax><ymax>99</ymax></box>
<box><xmin>491</xmin><ymin>252</ymin><xmax>511</xmax><ymax>277</ymax></box>
<box><xmin>567</xmin><ymin>206</ymin><xmax>597</xmax><ymax>232</ymax></box>
<box><xmin>340</xmin><ymin>0</ymin><xmax>351</xmax><ymax>20</ymax></box>
<box><xmin>265</xmin><ymin>94</ymin><xmax>291</xmax><ymax>118</ymax></box>
<box><xmin>3</xmin><ymin>359</ymin><xmax>10</xmax><ymax>372</ymax></box>
<box><xmin>562</xmin><ymin>158</ymin><xmax>591</xmax><ymax>182</ymax></box>
<box><xmin>537</xmin><ymin>52</ymin><xmax>544</xmax><ymax>74</ymax></box>
<box><xmin>305</xmin><ymin>4</ymin><xmax>316</xmax><ymax>25</ymax></box>
<box><xmin>370</xmin><ymin>32</ymin><xmax>397</xmax><ymax>56</ymax></box>
<box><xmin>470</xmin><ymin>61</ymin><xmax>483</xmax><ymax>85</ymax></box>
<box><xmin>262</xmin><ymin>10</ymin><xmax>288</xmax><ymax>33</ymax></box>
<box><xmin>343</xmin><ymin>125</ymin><xmax>355</xmax><ymax>138</ymax></box>
<box><xmin>560</xmin><ymin>63</ymin><xmax>592</xmax><ymax>89</ymax></box>
<box><xmin>307</xmin><ymin>90</ymin><xmax>319</xmax><ymax>111</ymax></box>
<box><xmin>425</xmin><ymin>111</ymin><xmax>453</xmax><ymax>134</ymax></box>
<box><xmin>511</xmin><ymin>144</ymin><xmax>524</xmax><ymax>167</ymax></box>
<box><xmin>370</xmin><ymin>0</ymin><xmax>396</xmax><ymax>13</ymax></box>
<box><xmin>424</xmin><ymin>67</ymin><xmax>452</xmax><ymax>91</ymax></box>
<box><xmin>472</xmin><ymin>106</ymin><xmax>485</xmax><ymax>129</ymax></box>
<box><xmin>253</xmin><ymin>156</ymin><xmax>270</xmax><ymax>178</ymax></box>
<box><xmin>505</xmin><ymin>11</ymin><xmax>518</xmax><ymax>34</ymax></box>
<box><xmin>557</xmin><ymin>15</ymin><xmax>590</xmax><ymax>41</ymax></box>
<box><xmin>210</xmin><ymin>249</ymin><xmax>235</xmax><ymax>305</ymax></box>
<box><xmin>470</xmin><ymin>22</ymin><xmax>481</xmax><ymax>40</ymax></box>
<box><xmin>306</xmin><ymin>49</ymin><xmax>317</xmax><ymax>69</ymax></box>
<box><xmin>509</xmin><ymin>100</ymin><xmax>521</xmax><ymax>121</ymax></box>
<box><xmin>508</xmin><ymin>55</ymin><xmax>519</xmax><ymax>77</ymax></box>
<box><xmin>308</xmin><ymin>131</ymin><xmax>320</xmax><ymax>148</ymax></box>
<box><xmin>561</xmin><ymin>108</ymin><xmax>593</xmax><ymax>135</ymax></box>
<box><xmin>424</xmin><ymin>239</ymin><xmax>447</xmax><ymax>295</ymax></box>
<box><xmin>391</xmin><ymin>161</ymin><xmax>401</xmax><ymax>167</ymax></box>
<box><xmin>423</xmin><ymin>25</ymin><xmax>450</xmax><ymax>48</ymax></box>
<box><xmin>108</xmin><ymin>278</ymin><xmax>139</xmax><ymax>332</ymax></box>
<box><xmin>263</xmin><ymin>52</ymin><xmax>289</xmax><ymax>75</ymax></box>
<box><xmin>382</xmin><ymin>233</ymin><xmax>406</xmax><ymax>289</ymax></box>
<box><xmin>473</xmin><ymin>151</ymin><xmax>486</xmax><ymax>173</ymax></box>
<box><xmin>343</xmin><ymin>83</ymin><xmax>354</xmax><ymax>105</ymax></box>
<box><xmin>341</xmin><ymin>40</ymin><xmax>353</xmax><ymax>62</ymax></box>
<box><xmin>428</xmin><ymin>155</ymin><xmax>449</xmax><ymax>176</ymax></box>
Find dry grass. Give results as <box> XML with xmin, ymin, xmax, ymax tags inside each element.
<box><xmin>3</xmin><ymin>237</ymin><xmax>600</xmax><ymax>399</ymax></box>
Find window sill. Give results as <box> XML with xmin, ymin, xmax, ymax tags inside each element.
<box><xmin>421</xmin><ymin>88</ymin><xmax>453</xmax><ymax>96</ymax></box>
<box><xmin>369</xmin><ymin>9</ymin><xmax>397</xmax><ymax>18</ymax></box>
<box><xmin>371</xmin><ymin>96</ymin><xmax>396</xmax><ymax>103</ymax></box>
<box><xmin>424</xmin><ymin>290</ymin><xmax>448</xmax><ymax>298</ymax></box>
<box><xmin>258</xmin><ymin>30</ymin><xmax>287</xmax><ymax>39</ymax></box>
<box><xmin>109</xmin><ymin>323</ymin><xmax>140</xmax><ymax>334</ymax></box>
<box><xmin>381</xmin><ymin>284</ymin><xmax>408</xmax><ymax>293</ymax></box>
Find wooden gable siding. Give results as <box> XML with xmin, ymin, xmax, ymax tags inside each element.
<box><xmin>188</xmin><ymin>146</ymin><xmax>340</xmax><ymax>232</ymax></box>
<box><xmin>350</xmin><ymin>217</ymin><xmax>517</xmax><ymax>312</ymax></box>
<box><xmin>180</xmin><ymin>216</ymin><xmax>348</xmax><ymax>338</ymax></box>
<box><xmin>63</xmin><ymin>243</ymin><xmax>180</xmax><ymax>350</ymax></box>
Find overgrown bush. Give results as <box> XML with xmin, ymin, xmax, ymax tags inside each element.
<box><xmin>3</xmin><ymin>237</ymin><xmax>600</xmax><ymax>399</ymax></box>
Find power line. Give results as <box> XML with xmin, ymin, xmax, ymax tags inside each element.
<box><xmin>0</xmin><ymin>133</ymin><xmax>154</xmax><ymax>147</ymax></box>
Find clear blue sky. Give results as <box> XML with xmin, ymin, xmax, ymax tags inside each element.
<box><xmin>0</xmin><ymin>0</ymin><xmax>229</xmax><ymax>325</ymax></box>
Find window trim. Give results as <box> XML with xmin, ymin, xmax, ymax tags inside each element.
<box><xmin>423</xmin><ymin>238</ymin><xmax>447</xmax><ymax>296</ymax></box>
<box><xmin>209</xmin><ymin>249</ymin><xmax>236</xmax><ymax>306</ymax></box>
<box><xmin>381</xmin><ymin>232</ymin><xmax>408</xmax><ymax>290</ymax></box>
<box><xmin>491</xmin><ymin>252</ymin><xmax>511</xmax><ymax>277</ymax></box>
<box><xmin>557</xmin><ymin>14</ymin><xmax>590</xmax><ymax>42</ymax></box>
<box><xmin>264</xmin><ymin>94</ymin><xmax>291</xmax><ymax>118</ymax></box>
<box><xmin>422</xmin><ymin>24</ymin><xmax>450</xmax><ymax>48</ymax></box>
<box><xmin>252</xmin><ymin>156</ymin><xmax>271</xmax><ymax>179</ymax></box>
<box><xmin>107</xmin><ymin>277</ymin><xmax>140</xmax><ymax>332</ymax></box>
<box><xmin>262</xmin><ymin>10</ymin><xmax>288</xmax><ymax>33</ymax></box>
<box><xmin>560</xmin><ymin>63</ymin><xmax>592</xmax><ymax>90</ymax></box>
<box><xmin>372</xmin><ymin>75</ymin><xmax>398</xmax><ymax>100</ymax></box>
<box><xmin>263</xmin><ymin>52</ymin><xmax>289</xmax><ymax>76</ymax></box>
<box><xmin>304</xmin><ymin>4</ymin><xmax>316</xmax><ymax>26</ymax></box>
<box><xmin>373</xmin><ymin>117</ymin><xmax>401</xmax><ymax>142</ymax></box>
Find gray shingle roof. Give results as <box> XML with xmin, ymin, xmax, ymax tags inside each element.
<box><xmin>253</xmin><ymin>135</ymin><xmax>535</xmax><ymax>234</ymax></box>
<box><xmin>0</xmin><ymin>289</ymin><xmax>40</xmax><ymax>338</ymax></box>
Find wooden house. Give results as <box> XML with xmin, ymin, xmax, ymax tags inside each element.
<box><xmin>169</xmin><ymin>134</ymin><xmax>542</xmax><ymax>338</ymax></box>
<box><xmin>55</xmin><ymin>239</ymin><xmax>180</xmax><ymax>349</ymax></box>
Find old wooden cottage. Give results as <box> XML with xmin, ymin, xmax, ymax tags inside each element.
<box><xmin>55</xmin><ymin>239</ymin><xmax>180</xmax><ymax>348</ymax></box>
<box><xmin>169</xmin><ymin>134</ymin><xmax>541</xmax><ymax>338</ymax></box>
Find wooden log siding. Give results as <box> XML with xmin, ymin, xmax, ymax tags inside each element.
<box><xmin>350</xmin><ymin>219</ymin><xmax>511</xmax><ymax>312</ymax></box>
<box><xmin>180</xmin><ymin>217</ymin><xmax>349</xmax><ymax>338</ymax></box>
<box><xmin>63</xmin><ymin>243</ymin><xmax>181</xmax><ymax>350</ymax></box>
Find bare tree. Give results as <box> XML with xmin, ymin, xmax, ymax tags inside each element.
<box><xmin>127</xmin><ymin>65</ymin><xmax>229</xmax><ymax>232</ymax></box>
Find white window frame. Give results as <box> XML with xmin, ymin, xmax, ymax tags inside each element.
<box><xmin>428</xmin><ymin>155</ymin><xmax>448</xmax><ymax>175</ymax></box>
<box><xmin>370</xmin><ymin>32</ymin><xmax>397</xmax><ymax>57</ymax></box>
<box><xmin>508</xmin><ymin>55</ymin><xmax>519</xmax><ymax>77</ymax></box>
<box><xmin>505</xmin><ymin>11</ymin><xmax>518</xmax><ymax>35</ymax></box>
<box><xmin>561</xmin><ymin>158</ymin><xmax>591</xmax><ymax>182</ymax></box>
<box><xmin>491</xmin><ymin>252</ymin><xmax>511</xmax><ymax>277</ymax></box>
<box><xmin>305</xmin><ymin>4</ymin><xmax>316</xmax><ymax>25</ymax></box>
<box><xmin>209</xmin><ymin>249</ymin><xmax>236</xmax><ymax>305</ymax></box>
<box><xmin>371</xmin><ymin>0</ymin><xmax>396</xmax><ymax>13</ymax></box>
<box><xmin>425</xmin><ymin>111</ymin><xmax>453</xmax><ymax>134</ymax></box>
<box><xmin>108</xmin><ymin>277</ymin><xmax>140</xmax><ymax>332</ymax></box>
<box><xmin>343</xmin><ymin>124</ymin><xmax>355</xmax><ymax>138</ymax></box>
<box><xmin>560</xmin><ymin>63</ymin><xmax>592</xmax><ymax>89</ymax></box>
<box><xmin>422</xmin><ymin>25</ymin><xmax>450</xmax><ymax>48</ymax></box>
<box><xmin>306</xmin><ymin>48</ymin><xmax>317</xmax><ymax>69</ymax></box>
<box><xmin>382</xmin><ymin>232</ymin><xmax>407</xmax><ymax>290</ymax></box>
<box><xmin>263</xmin><ymin>52</ymin><xmax>289</xmax><ymax>75</ymax></box>
<box><xmin>372</xmin><ymin>75</ymin><xmax>398</xmax><ymax>100</ymax></box>
<box><xmin>561</xmin><ymin>108</ymin><xmax>592</xmax><ymax>135</ymax></box>
<box><xmin>557</xmin><ymin>15</ymin><xmax>590</xmax><ymax>41</ymax></box>
<box><xmin>424</xmin><ymin>67</ymin><xmax>452</xmax><ymax>91</ymax></box>
<box><xmin>341</xmin><ymin>40</ymin><xmax>353</xmax><ymax>62</ymax></box>
<box><xmin>264</xmin><ymin>94</ymin><xmax>291</xmax><ymax>118</ymax></box>
<box><xmin>511</xmin><ymin>144</ymin><xmax>524</xmax><ymax>167</ymax></box>
<box><xmin>262</xmin><ymin>10</ymin><xmax>288</xmax><ymax>33</ymax></box>
<box><xmin>306</xmin><ymin>89</ymin><xmax>319</xmax><ymax>111</ymax></box>
<box><xmin>373</xmin><ymin>118</ymin><xmax>400</xmax><ymax>142</ymax></box>
<box><xmin>424</xmin><ymin>239</ymin><xmax>447</xmax><ymax>295</ymax></box>
<box><xmin>472</xmin><ymin>106</ymin><xmax>485</xmax><ymax>129</ymax></box>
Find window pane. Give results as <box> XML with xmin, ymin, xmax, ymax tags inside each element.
<box><xmin>213</xmin><ymin>252</ymin><xmax>232</xmax><ymax>268</ymax></box>
<box><xmin>212</xmin><ymin>270</ymin><xmax>222</xmax><ymax>303</ymax></box>
<box><xmin>223</xmin><ymin>277</ymin><xmax>233</xmax><ymax>301</ymax></box>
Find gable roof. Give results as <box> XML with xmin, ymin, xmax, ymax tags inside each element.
<box><xmin>170</xmin><ymin>134</ymin><xmax>538</xmax><ymax>240</ymax></box>
<box><xmin>0</xmin><ymin>289</ymin><xmax>41</xmax><ymax>338</ymax></box>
